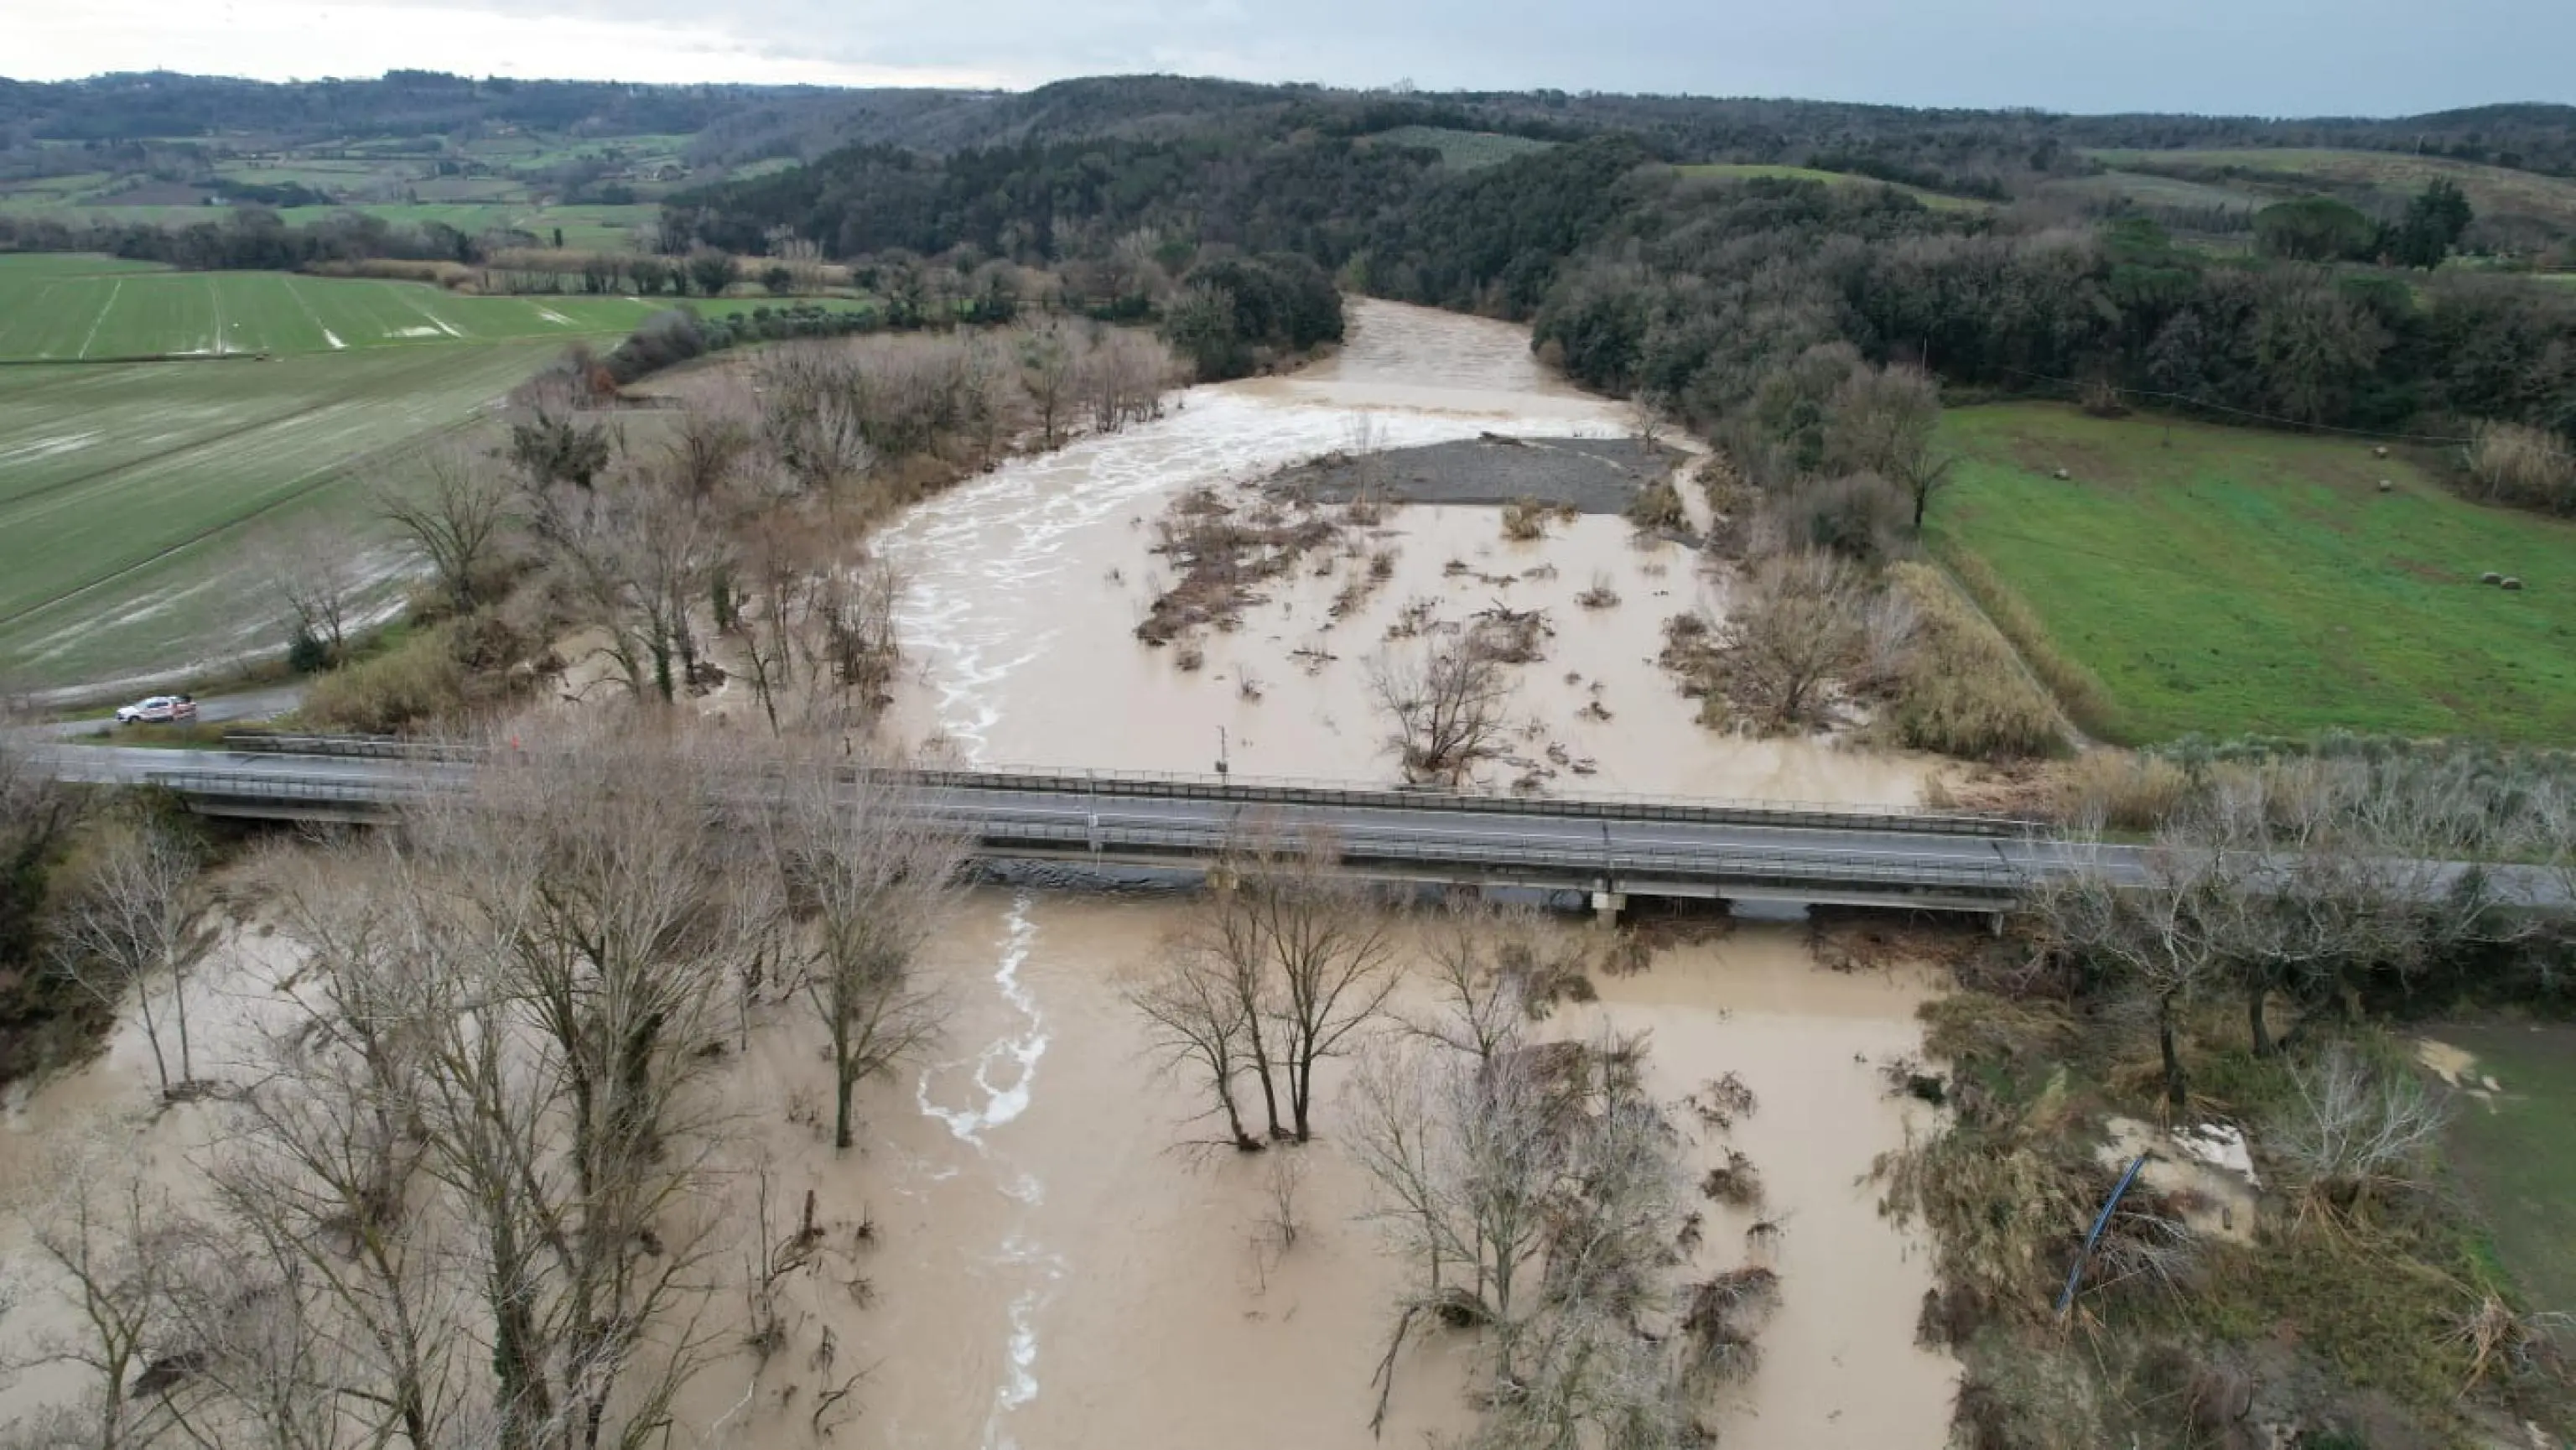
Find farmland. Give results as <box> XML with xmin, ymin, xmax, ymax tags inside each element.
<box><xmin>1675</xmin><ymin>163</ymin><xmax>1989</xmax><ymax>210</ymax></box>
<box><xmin>0</xmin><ymin>344</ymin><xmax>577</xmax><ymax>688</ymax></box>
<box><xmin>0</xmin><ymin>262</ymin><xmax>870</xmax><ymax>361</ymax></box>
<box><xmin>1368</xmin><ymin>126</ymin><xmax>1558</xmax><ymax>170</ymax></box>
<box><xmin>2082</xmin><ymin>146</ymin><xmax>2576</xmax><ymax>231</ymax></box>
<box><xmin>1925</xmin><ymin>403</ymin><xmax>2576</xmax><ymax>745</ymax></box>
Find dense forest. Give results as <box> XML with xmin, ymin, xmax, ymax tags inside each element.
<box><xmin>9</xmin><ymin>70</ymin><xmax>2576</xmax><ymax>439</ymax></box>
<box><xmin>8</xmin><ymin>70</ymin><xmax>2576</xmax><ymax>176</ymax></box>
<box><xmin>665</xmin><ymin>118</ymin><xmax>2576</xmax><ymax>448</ymax></box>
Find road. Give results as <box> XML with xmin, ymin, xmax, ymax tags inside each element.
<box><xmin>37</xmin><ymin>744</ymin><xmax>2565</xmax><ymax>916</ymax></box>
<box><xmin>38</xmin><ymin>685</ymin><xmax>306</xmax><ymax>739</ymax></box>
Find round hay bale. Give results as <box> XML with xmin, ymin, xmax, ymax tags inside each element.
<box><xmin>2372</xmin><ymin>444</ymin><xmax>2390</xmax><ymax>459</ymax></box>
<box><xmin>2376</xmin><ymin>479</ymin><xmax>2392</xmax><ymax>492</ymax></box>
<box><xmin>2481</xmin><ymin>572</ymin><xmax>2503</xmax><ymax>585</ymax></box>
<box><xmin>2502</xmin><ymin>577</ymin><xmax>2524</xmax><ymax>591</ymax></box>
<box><xmin>2052</xmin><ymin>466</ymin><xmax>2071</xmax><ymax>481</ymax></box>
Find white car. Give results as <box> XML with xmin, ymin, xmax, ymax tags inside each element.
<box><xmin>113</xmin><ymin>694</ymin><xmax>198</xmax><ymax>725</ymax></box>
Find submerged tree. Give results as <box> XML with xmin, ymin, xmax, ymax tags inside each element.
<box><xmin>1368</xmin><ymin>637</ymin><xmax>1515</xmax><ymax>786</ymax></box>
<box><xmin>766</xmin><ymin>748</ymin><xmax>966</xmax><ymax>1151</ymax></box>
<box><xmin>49</xmin><ymin>814</ymin><xmax>216</xmax><ymax>1099</ymax></box>
<box><xmin>1126</xmin><ymin>827</ymin><xmax>1394</xmax><ymax>1147</ymax></box>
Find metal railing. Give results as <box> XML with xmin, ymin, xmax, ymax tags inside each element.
<box><xmin>148</xmin><ymin>765</ymin><xmax>2028</xmax><ymax>898</ymax></box>
<box><xmin>216</xmin><ymin>733</ymin><xmax>2038</xmax><ymax>838</ymax></box>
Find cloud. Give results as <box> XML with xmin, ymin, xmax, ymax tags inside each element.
<box><xmin>13</xmin><ymin>0</ymin><xmax>2575</xmax><ymax>115</ymax></box>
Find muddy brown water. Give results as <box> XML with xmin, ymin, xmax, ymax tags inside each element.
<box><xmin>863</xmin><ymin>299</ymin><xmax>1942</xmax><ymax>807</ymax></box>
<box><xmin>0</xmin><ymin>303</ymin><xmax>1958</xmax><ymax>1447</ymax></box>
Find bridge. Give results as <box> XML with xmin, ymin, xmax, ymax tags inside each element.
<box><xmin>43</xmin><ymin>733</ymin><xmax>2126</xmax><ymax>922</ymax></box>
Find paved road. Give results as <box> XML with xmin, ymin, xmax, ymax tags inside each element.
<box><xmin>38</xmin><ymin>745</ymin><xmax>2565</xmax><ymax>912</ymax></box>
<box><xmin>34</xmin><ymin>744</ymin><xmax>2126</xmax><ymax>902</ymax></box>
<box><xmin>39</xmin><ymin>686</ymin><xmax>306</xmax><ymax>740</ymax></box>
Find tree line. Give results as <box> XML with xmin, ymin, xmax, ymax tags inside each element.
<box><xmin>0</xmin><ymin>727</ymin><xmax>971</xmax><ymax>1448</ymax></box>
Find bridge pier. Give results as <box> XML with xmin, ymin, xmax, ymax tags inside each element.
<box><xmin>1591</xmin><ymin>891</ymin><xmax>1626</xmax><ymax>928</ymax></box>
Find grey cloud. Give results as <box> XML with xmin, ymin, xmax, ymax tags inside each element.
<box><xmin>230</xmin><ymin>0</ymin><xmax>2576</xmax><ymax>112</ymax></box>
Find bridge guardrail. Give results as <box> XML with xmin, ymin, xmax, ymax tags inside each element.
<box><xmin>219</xmin><ymin>734</ymin><xmax>2039</xmax><ymax>839</ymax></box>
<box><xmin>951</xmin><ymin>813</ymin><xmax>2027</xmax><ymax>894</ymax></box>
<box><xmin>148</xmin><ymin>767</ymin><xmax>2027</xmax><ymax>896</ymax></box>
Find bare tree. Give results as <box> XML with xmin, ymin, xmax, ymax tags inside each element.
<box><xmin>49</xmin><ymin>816</ymin><xmax>216</xmax><ymax>1099</ymax></box>
<box><xmin>260</xmin><ymin>522</ymin><xmax>361</xmax><ymax>668</ymax></box>
<box><xmin>1234</xmin><ymin>833</ymin><xmax>1396</xmax><ymax>1143</ymax></box>
<box><xmin>766</xmin><ymin>749</ymin><xmax>967</xmax><ymax>1151</ymax></box>
<box><xmin>1710</xmin><ymin>549</ymin><xmax>1909</xmax><ymax>733</ymax></box>
<box><xmin>1123</xmin><ymin>933</ymin><xmax>1267</xmax><ymax>1152</ymax></box>
<box><xmin>755</xmin><ymin>344</ymin><xmax>880</xmax><ymax>497</ymax></box>
<box><xmin>396</xmin><ymin>735</ymin><xmax>752</xmax><ymax>1450</ymax></box>
<box><xmin>11</xmin><ymin>1141</ymin><xmax>192</xmax><ymax>1450</ymax></box>
<box><xmin>2023</xmin><ymin>833</ymin><xmax>2219</xmax><ymax>1112</ymax></box>
<box><xmin>545</xmin><ymin>459</ymin><xmax>728</xmax><ymax>703</ymax></box>
<box><xmin>208</xmin><ymin>842</ymin><xmax>463</xmax><ymax>1450</ymax></box>
<box><xmin>2272</xmin><ymin>1042</ymin><xmax>2450</xmax><ymax>1228</ymax></box>
<box><xmin>1409</xmin><ymin>897</ymin><xmax>1590</xmax><ymax>1067</ymax></box>
<box><xmin>379</xmin><ymin>450</ymin><xmax>512</xmax><ymax>613</ymax></box>
<box><xmin>1018</xmin><ymin>325</ymin><xmax>1078</xmax><ymax>449</ymax></box>
<box><xmin>1368</xmin><ymin>637</ymin><xmax>1515</xmax><ymax>786</ymax></box>
<box><xmin>1347</xmin><ymin>1025</ymin><xmax>1697</xmax><ymax>1442</ymax></box>
<box><xmin>1823</xmin><ymin>361</ymin><xmax>1952</xmax><ymax>531</ymax></box>
<box><xmin>1126</xmin><ymin>829</ymin><xmax>1392</xmax><ymax>1147</ymax></box>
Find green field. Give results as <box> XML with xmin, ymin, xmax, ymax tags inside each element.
<box><xmin>0</xmin><ymin>345</ymin><xmax>567</xmax><ymax>686</ymax></box>
<box><xmin>1926</xmin><ymin>403</ymin><xmax>2576</xmax><ymax>745</ymax></box>
<box><xmin>2438</xmin><ymin>1022</ymin><xmax>2576</xmax><ymax>1312</ymax></box>
<box><xmin>0</xmin><ymin>260</ymin><xmax>877</xmax><ymax>687</ymax></box>
<box><xmin>2038</xmin><ymin>169</ymin><xmax>2266</xmax><ymax>213</ymax></box>
<box><xmin>0</xmin><ymin>265</ymin><xmax>865</xmax><ymax>361</ymax></box>
<box><xmin>1676</xmin><ymin>162</ymin><xmax>1988</xmax><ymax>211</ymax></box>
<box><xmin>0</xmin><ymin>268</ymin><xmax>666</xmax><ymax>360</ymax></box>
<box><xmin>1369</xmin><ymin>127</ymin><xmax>1559</xmax><ymax>170</ymax></box>
<box><xmin>2082</xmin><ymin>147</ymin><xmax>2576</xmax><ymax>230</ymax></box>
<box><xmin>0</xmin><ymin>188</ymin><xmax>662</xmax><ymax>251</ymax></box>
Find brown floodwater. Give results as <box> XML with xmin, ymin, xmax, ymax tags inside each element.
<box><xmin>868</xmin><ymin>299</ymin><xmax>1940</xmax><ymax>807</ymax></box>
<box><xmin>670</xmin><ymin>894</ymin><xmax>1956</xmax><ymax>1450</ymax></box>
<box><xmin>0</xmin><ymin>304</ymin><xmax>1961</xmax><ymax>1447</ymax></box>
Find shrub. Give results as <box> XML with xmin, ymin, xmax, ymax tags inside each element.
<box><xmin>2464</xmin><ymin>420</ymin><xmax>2576</xmax><ymax>514</ymax></box>
<box><xmin>1624</xmin><ymin>473</ymin><xmax>1688</xmax><ymax>532</ymax></box>
<box><xmin>1883</xmin><ymin>564</ymin><xmax>2068</xmax><ymax>761</ymax></box>
<box><xmin>1943</xmin><ymin>550</ymin><xmax>2119</xmax><ymax>740</ymax></box>
<box><xmin>2048</xmin><ymin>749</ymin><xmax>2191</xmax><ymax>830</ymax></box>
<box><xmin>1501</xmin><ymin>497</ymin><xmax>1568</xmax><ymax>541</ymax></box>
<box><xmin>1766</xmin><ymin>471</ymin><xmax>1910</xmax><ymax>564</ymax></box>
<box><xmin>284</xmin><ymin>628</ymin><xmax>331</xmax><ymax>675</ymax></box>
<box><xmin>299</xmin><ymin>622</ymin><xmax>470</xmax><ymax>734</ymax></box>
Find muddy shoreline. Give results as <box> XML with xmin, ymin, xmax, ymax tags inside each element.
<box><xmin>1270</xmin><ymin>434</ymin><xmax>1684</xmax><ymax>514</ymax></box>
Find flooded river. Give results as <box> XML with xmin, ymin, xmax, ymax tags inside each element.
<box><xmin>0</xmin><ymin>302</ymin><xmax>1957</xmax><ymax>1448</ymax></box>
<box><xmin>878</xmin><ymin>299</ymin><xmax>1940</xmax><ymax>806</ymax></box>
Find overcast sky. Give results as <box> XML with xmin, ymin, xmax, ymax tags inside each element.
<box><xmin>16</xmin><ymin>0</ymin><xmax>2573</xmax><ymax>117</ymax></box>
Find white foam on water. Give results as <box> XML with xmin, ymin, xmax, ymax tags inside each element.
<box><xmin>914</xmin><ymin>895</ymin><xmax>1063</xmax><ymax>1443</ymax></box>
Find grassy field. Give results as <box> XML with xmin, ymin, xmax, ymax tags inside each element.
<box><xmin>1369</xmin><ymin>126</ymin><xmax>1558</xmax><ymax>170</ymax></box>
<box><xmin>0</xmin><ymin>259</ymin><xmax>877</xmax><ymax>688</ymax></box>
<box><xmin>2038</xmin><ymin>169</ymin><xmax>2267</xmax><ymax>213</ymax></box>
<box><xmin>0</xmin><ymin>186</ymin><xmax>662</xmax><ymax>250</ymax></box>
<box><xmin>1676</xmin><ymin>162</ymin><xmax>1988</xmax><ymax>211</ymax></box>
<box><xmin>1926</xmin><ymin>403</ymin><xmax>2576</xmax><ymax>745</ymax></box>
<box><xmin>0</xmin><ymin>344</ymin><xmax>569</xmax><ymax>687</ymax></box>
<box><xmin>2437</xmin><ymin>1022</ymin><xmax>2576</xmax><ymax>1312</ymax></box>
<box><xmin>0</xmin><ymin>266</ymin><xmax>865</xmax><ymax>361</ymax></box>
<box><xmin>2083</xmin><ymin>147</ymin><xmax>2576</xmax><ymax>230</ymax></box>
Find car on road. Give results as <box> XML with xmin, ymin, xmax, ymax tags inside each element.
<box><xmin>113</xmin><ymin>694</ymin><xmax>197</xmax><ymax>725</ymax></box>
